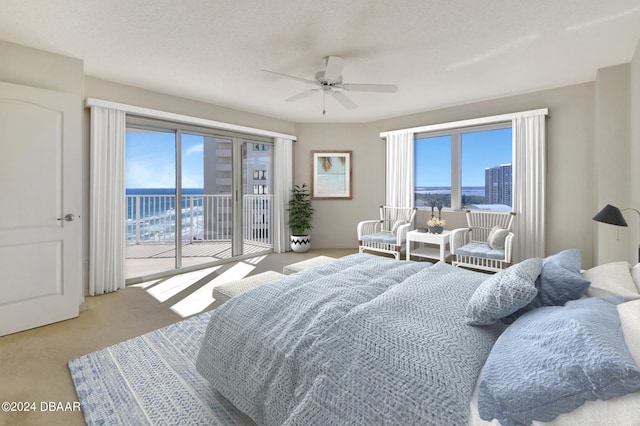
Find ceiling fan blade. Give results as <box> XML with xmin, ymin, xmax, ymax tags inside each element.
<box><xmin>331</xmin><ymin>91</ymin><xmax>358</xmax><ymax>110</ymax></box>
<box><xmin>261</xmin><ymin>69</ymin><xmax>317</xmax><ymax>85</ymax></box>
<box><xmin>341</xmin><ymin>83</ymin><xmax>398</xmax><ymax>93</ymax></box>
<box><xmin>323</xmin><ymin>56</ymin><xmax>345</xmax><ymax>82</ymax></box>
<box><xmin>285</xmin><ymin>89</ymin><xmax>319</xmax><ymax>102</ymax></box>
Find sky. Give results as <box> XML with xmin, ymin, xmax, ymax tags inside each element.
<box><xmin>127</xmin><ymin>127</ymin><xmax>511</xmax><ymax>189</ymax></box>
<box><xmin>126</xmin><ymin>131</ymin><xmax>204</xmax><ymax>189</ymax></box>
<box><xmin>414</xmin><ymin>127</ymin><xmax>512</xmax><ymax>187</ymax></box>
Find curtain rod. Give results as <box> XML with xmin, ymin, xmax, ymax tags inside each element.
<box><xmin>379</xmin><ymin>108</ymin><xmax>549</xmax><ymax>138</ymax></box>
<box><xmin>86</xmin><ymin>98</ymin><xmax>297</xmax><ymax>141</ymax></box>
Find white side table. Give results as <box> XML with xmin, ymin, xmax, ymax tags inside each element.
<box><xmin>406</xmin><ymin>229</ymin><xmax>451</xmax><ymax>262</ymax></box>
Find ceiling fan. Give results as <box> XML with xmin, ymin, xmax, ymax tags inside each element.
<box><xmin>261</xmin><ymin>56</ymin><xmax>398</xmax><ymax>115</ymax></box>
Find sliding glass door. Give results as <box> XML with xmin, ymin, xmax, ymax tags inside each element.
<box><xmin>125</xmin><ymin>120</ymin><xmax>273</xmax><ymax>280</ymax></box>
<box><xmin>180</xmin><ymin>133</ymin><xmax>234</xmax><ymax>269</ymax></box>
<box><xmin>125</xmin><ymin>128</ymin><xmax>178</xmax><ymax>278</ymax></box>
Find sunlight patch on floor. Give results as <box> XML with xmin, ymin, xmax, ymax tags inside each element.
<box><xmin>141</xmin><ymin>266</ymin><xmax>221</xmax><ymax>303</ymax></box>
<box><xmin>170</xmin><ymin>261</ymin><xmax>256</xmax><ymax>318</ymax></box>
<box><xmin>129</xmin><ymin>279</ymin><xmax>161</xmax><ymax>290</ymax></box>
<box><xmin>245</xmin><ymin>254</ymin><xmax>267</xmax><ymax>265</ymax></box>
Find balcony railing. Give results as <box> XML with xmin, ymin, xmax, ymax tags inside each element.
<box><xmin>126</xmin><ymin>193</ymin><xmax>273</xmax><ymax>246</ymax></box>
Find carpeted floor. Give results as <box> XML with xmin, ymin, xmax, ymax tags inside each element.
<box><xmin>0</xmin><ymin>248</ymin><xmax>356</xmax><ymax>426</ymax></box>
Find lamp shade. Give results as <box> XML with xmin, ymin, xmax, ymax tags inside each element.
<box><xmin>593</xmin><ymin>204</ymin><xmax>628</xmax><ymax>227</ymax></box>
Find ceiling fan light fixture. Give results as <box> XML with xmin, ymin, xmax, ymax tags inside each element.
<box><xmin>261</xmin><ymin>55</ymin><xmax>398</xmax><ymax>115</ymax></box>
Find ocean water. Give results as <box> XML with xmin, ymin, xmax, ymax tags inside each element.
<box><xmin>126</xmin><ymin>188</ymin><xmax>206</xmax><ymax>243</ymax></box>
<box><xmin>126</xmin><ymin>188</ymin><xmax>203</xmax><ymax>219</ymax></box>
<box><xmin>414</xmin><ymin>186</ymin><xmax>485</xmax><ymax>196</ymax></box>
<box><xmin>414</xmin><ymin>186</ymin><xmax>489</xmax><ymax>208</ymax></box>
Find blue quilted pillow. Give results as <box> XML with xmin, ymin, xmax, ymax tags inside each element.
<box><xmin>503</xmin><ymin>249</ymin><xmax>590</xmax><ymax>323</ymax></box>
<box><xmin>478</xmin><ymin>296</ymin><xmax>640</xmax><ymax>426</ymax></box>
<box><xmin>465</xmin><ymin>258</ymin><xmax>541</xmax><ymax>326</ymax></box>
<box><xmin>535</xmin><ymin>248</ymin><xmax>590</xmax><ymax>305</ymax></box>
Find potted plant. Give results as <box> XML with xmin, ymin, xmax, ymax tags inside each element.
<box><xmin>428</xmin><ymin>200</ymin><xmax>445</xmax><ymax>233</ymax></box>
<box><xmin>288</xmin><ymin>183</ymin><xmax>314</xmax><ymax>252</ymax></box>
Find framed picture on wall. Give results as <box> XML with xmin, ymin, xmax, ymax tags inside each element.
<box><xmin>311</xmin><ymin>150</ymin><xmax>352</xmax><ymax>199</ymax></box>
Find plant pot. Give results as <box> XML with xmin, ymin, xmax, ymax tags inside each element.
<box><xmin>290</xmin><ymin>235</ymin><xmax>311</xmax><ymax>253</ymax></box>
<box><xmin>428</xmin><ymin>226</ymin><xmax>443</xmax><ymax>234</ymax></box>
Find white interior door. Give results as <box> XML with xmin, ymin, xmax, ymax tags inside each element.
<box><xmin>0</xmin><ymin>81</ymin><xmax>82</xmax><ymax>336</ymax></box>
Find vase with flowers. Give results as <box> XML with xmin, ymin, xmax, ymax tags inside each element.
<box><xmin>427</xmin><ymin>217</ymin><xmax>445</xmax><ymax>234</ymax></box>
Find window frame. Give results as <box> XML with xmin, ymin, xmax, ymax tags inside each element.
<box><xmin>414</xmin><ymin>121</ymin><xmax>512</xmax><ymax>211</ymax></box>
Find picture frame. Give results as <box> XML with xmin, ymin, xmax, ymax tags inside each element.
<box><xmin>311</xmin><ymin>150</ymin><xmax>352</xmax><ymax>199</ymax></box>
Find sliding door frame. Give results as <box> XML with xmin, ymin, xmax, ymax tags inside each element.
<box><xmin>125</xmin><ymin>116</ymin><xmax>274</xmax><ymax>283</ymax></box>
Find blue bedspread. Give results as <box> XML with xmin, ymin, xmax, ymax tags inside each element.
<box><xmin>196</xmin><ymin>254</ymin><xmax>504</xmax><ymax>425</ymax></box>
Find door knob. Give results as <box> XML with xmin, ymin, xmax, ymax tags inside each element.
<box><xmin>57</xmin><ymin>213</ymin><xmax>76</xmax><ymax>222</ymax></box>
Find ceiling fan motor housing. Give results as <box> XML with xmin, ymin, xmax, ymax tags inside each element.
<box><xmin>315</xmin><ymin>71</ymin><xmax>341</xmax><ymax>86</ymax></box>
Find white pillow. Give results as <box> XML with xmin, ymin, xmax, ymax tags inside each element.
<box><xmin>487</xmin><ymin>226</ymin><xmax>509</xmax><ymax>250</ymax></box>
<box><xmin>631</xmin><ymin>263</ymin><xmax>640</xmax><ymax>293</ymax></box>
<box><xmin>391</xmin><ymin>219</ymin><xmax>407</xmax><ymax>235</ymax></box>
<box><xmin>619</xmin><ymin>299</ymin><xmax>640</xmax><ymax>365</ymax></box>
<box><xmin>583</xmin><ymin>261</ymin><xmax>640</xmax><ymax>301</ymax></box>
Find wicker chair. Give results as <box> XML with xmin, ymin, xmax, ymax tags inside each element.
<box><xmin>358</xmin><ymin>206</ymin><xmax>417</xmax><ymax>260</ymax></box>
<box><xmin>450</xmin><ymin>210</ymin><xmax>516</xmax><ymax>273</ymax></box>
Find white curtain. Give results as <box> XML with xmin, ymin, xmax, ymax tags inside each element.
<box><xmin>512</xmin><ymin>112</ymin><xmax>547</xmax><ymax>262</ymax></box>
<box><xmin>273</xmin><ymin>137</ymin><xmax>293</xmax><ymax>252</ymax></box>
<box><xmin>385</xmin><ymin>130</ymin><xmax>414</xmax><ymax>207</ymax></box>
<box><xmin>89</xmin><ymin>106</ymin><xmax>126</xmax><ymax>295</ymax></box>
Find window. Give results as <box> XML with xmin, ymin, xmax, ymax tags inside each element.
<box><xmin>414</xmin><ymin>134</ymin><xmax>452</xmax><ymax>208</ymax></box>
<box><xmin>253</xmin><ymin>184</ymin><xmax>268</xmax><ymax>194</ymax></box>
<box><xmin>253</xmin><ymin>170</ymin><xmax>268</xmax><ymax>180</ymax></box>
<box><xmin>385</xmin><ymin>107</ymin><xmax>547</xmax><ymax>262</ymax></box>
<box><xmin>414</xmin><ymin>124</ymin><xmax>512</xmax><ymax>211</ymax></box>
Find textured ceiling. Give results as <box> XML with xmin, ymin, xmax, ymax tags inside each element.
<box><xmin>1</xmin><ymin>0</ymin><xmax>640</xmax><ymax>123</ymax></box>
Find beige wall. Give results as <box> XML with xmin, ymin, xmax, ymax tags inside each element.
<box><xmin>297</xmin><ymin>83</ymin><xmax>597</xmax><ymax>266</ymax></box>
<box><xmin>0</xmin><ymin>40</ymin><xmax>84</xmax><ymax>95</ymax></box>
<box><xmin>630</xmin><ymin>40</ymin><xmax>640</xmax><ymax>265</ymax></box>
<box><xmin>4</xmin><ymin>38</ymin><xmax>639</xmax><ymax>272</ymax></box>
<box><xmin>593</xmin><ymin>64</ymin><xmax>631</xmax><ymax>264</ymax></box>
<box><xmin>84</xmin><ymin>77</ymin><xmax>296</xmax><ymax>137</ymax></box>
<box><xmin>293</xmin><ymin>123</ymin><xmax>384</xmax><ymax>248</ymax></box>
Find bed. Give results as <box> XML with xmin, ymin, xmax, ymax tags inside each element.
<box><xmin>195</xmin><ymin>252</ymin><xmax>640</xmax><ymax>426</ymax></box>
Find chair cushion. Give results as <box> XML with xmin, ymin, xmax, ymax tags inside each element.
<box><xmin>361</xmin><ymin>231</ymin><xmax>397</xmax><ymax>245</ymax></box>
<box><xmin>455</xmin><ymin>241</ymin><xmax>505</xmax><ymax>260</ymax></box>
<box><xmin>487</xmin><ymin>226</ymin><xmax>510</xmax><ymax>250</ymax></box>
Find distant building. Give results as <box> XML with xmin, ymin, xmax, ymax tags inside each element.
<box><xmin>203</xmin><ymin>139</ymin><xmax>272</xmax><ymax>241</ymax></box>
<box><xmin>485</xmin><ymin>164</ymin><xmax>512</xmax><ymax>206</ymax></box>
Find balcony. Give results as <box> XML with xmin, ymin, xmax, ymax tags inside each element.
<box><xmin>126</xmin><ymin>193</ymin><xmax>273</xmax><ymax>278</ymax></box>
